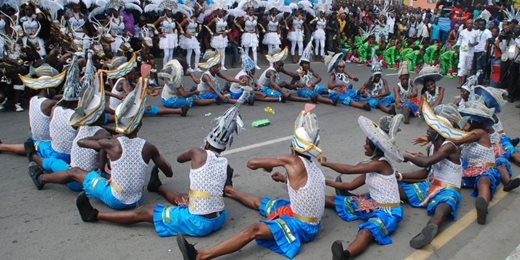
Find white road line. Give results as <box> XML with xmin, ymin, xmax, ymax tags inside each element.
<box><xmin>222</xmin><ymin>136</ymin><xmax>292</xmax><ymax>156</ymax></box>
<box><xmin>386</xmin><ymin>73</ymin><xmax>399</xmax><ymax>76</ymax></box>
<box><xmin>506</xmin><ymin>243</ymin><xmax>520</xmax><ymax>260</ymax></box>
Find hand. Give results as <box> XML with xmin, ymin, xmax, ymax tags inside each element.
<box><xmin>271</xmin><ymin>172</ymin><xmax>286</xmax><ymax>183</ymax></box>
<box><xmin>105</xmin><ymin>177</ymin><xmax>112</xmax><ymax>187</ymax></box>
<box><xmin>175</xmin><ymin>195</ymin><xmax>189</xmax><ymax>207</ymax></box>
<box><xmin>405</xmin><ymin>150</ymin><xmax>423</xmax><ymax>157</ymax></box>
<box><xmin>412</xmin><ymin>136</ymin><xmax>429</xmax><ymax>146</ymax></box>
<box><xmin>318</xmin><ymin>155</ymin><xmax>327</xmax><ymax>165</ymax></box>
<box><xmin>239</xmin><ymin>77</ymin><xmax>248</xmax><ymax>84</ymax></box>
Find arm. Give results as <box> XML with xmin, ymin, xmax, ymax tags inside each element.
<box><xmin>148</xmin><ymin>144</ymin><xmax>173</xmax><ymax>177</ymax></box>
<box><xmin>325</xmin><ymin>174</ymin><xmax>366</xmax><ymax>190</ymax></box>
<box><xmin>319</xmin><ymin>156</ymin><xmax>386</xmax><ymax>175</ymax></box>
<box><xmin>394</xmin><ymin>86</ymin><xmax>402</xmax><ymax>108</ymax></box>
<box><xmin>217</xmin><ymin>71</ymin><xmax>242</xmax><ymax>84</ymax></box>
<box><xmin>310</xmin><ymin>69</ymin><xmax>322</xmax><ymax>87</ymax></box>
<box><xmin>202</xmin><ymin>74</ymin><xmax>227</xmax><ymax>100</ymax></box>
<box><xmin>432</xmin><ymin>87</ymin><xmax>444</xmax><ymax>108</ymax></box>
<box><xmin>404</xmin><ymin>142</ymin><xmax>456</xmax><ymax>167</ymax></box>
<box><xmin>280</xmin><ymin>67</ymin><xmax>299</xmax><ymax>78</ymax></box>
<box><xmin>247</xmin><ymin>154</ymin><xmax>292</xmax><ymax>172</ymax></box>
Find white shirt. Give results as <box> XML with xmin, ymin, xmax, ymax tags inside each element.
<box><xmin>474</xmin><ymin>29</ymin><xmax>492</xmax><ymax>52</ymax></box>
<box><xmin>457</xmin><ymin>29</ymin><xmax>478</xmax><ymax>55</ymax></box>
<box><xmin>386</xmin><ymin>17</ymin><xmax>395</xmax><ymax>34</ymax></box>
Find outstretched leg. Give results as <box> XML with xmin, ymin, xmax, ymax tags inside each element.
<box><xmin>332</xmin><ymin>229</ymin><xmax>373</xmax><ymax>260</ymax></box>
<box><xmin>147</xmin><ymin>165</ymin><xmax>188</xmax><ymax>205</ymax></box>
<box><xmin>224</xmin><ymin>185</ymin><xmax>262</xmax><ymax>210</ymax></box>
<box><xmin>0</xmin><ymin>141</ymin><xmax>25</xmax><ymax>155</ymax></box>
<box><xmin>98</xmin><ymin>205</ymin><xmax>154</xmax><ymax>224</ymax></box>
<box><xmin>476</xmin><ymin>176</ymin><xmax>491</xmax><ymax>225</ymax></box>
<box><xmin>409</xmin><ymin>203</ymin><xmax>451</xmax><ymax>249</ymax></box>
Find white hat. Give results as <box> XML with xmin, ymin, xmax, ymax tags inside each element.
<box><xmin>474</xmin><ymin>85</ymin><xmax>507</xmax><ymax>114</ymax></box>
<box><xmin>20</xmin><ymin>63</ymin><xmax>66</xmax><ymax>90</ymax></box>
<box><xmin>114</xmin><ymin>77</ymin><xmax>149</xmax><ymax>135</ymax></box>
<box><xmin>105</xmin><ymin>54</ymin><xmax>137</xmax><ymax>79</ymax></box>
<box><xmin>266</xmin><ymin>47</ymin><xmax>288</xmax><ymax>64</ymax></box>
<box><xmin>397</xmin><ymin>61</ymin><xmax>409</xmax><ymax>77</ymax></box>
<box><xmin>158</xmin><ymin>59</ymin><xmax>183</xmax><ymax>87</ymax></box>
<box><xmin>423</xmin><ymin>101</ymin><xmax>468</xmax><ymax>140</ymax></box>
<box><xmin>324</xmin><ymin>52</ymin><xmax>344</xmax><ymax>74</ymax></box>
<box><xmin>358</xmin><ymin>115</ymin><xmax>403</xmax><ymax>162</ymax></box>
<box><xmin>458</xmin><ymin>99</ymin><xmax>495</xmax><ymax>127</ymax></box>
<box><xmin>199</xmin><ymin>50</ymin><xmax>222</xmax><ymax>70</ymax></box>
<box><xmin>291</xmin><ymin>104</ymin><xmax>322</xmax><ymax>158</ymax></box>
<box><xmin>370</xmin><ymin>49</ymin><xmax>382</xmax><ymax>75</ymax></box>
<box><xmin>299</xmin><ymin>38</ymin><xmax>314</xmax><ymax>64</ymax></box>
<box><xmin>413</xmin><ymin>65</ymin><xmax>442</xmax><ymax>86</ymax></box>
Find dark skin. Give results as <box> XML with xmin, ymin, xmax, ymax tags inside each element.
<box><xmin>0</xmin><ymin>89</ymin><xmax>57</xmax><ymax>155</ymax></box>
<box><xmin>393</xmin><ymin>74</ymin><xmax>418</xmax><ymax>109</ymax></box>
<box><xmin>189</xmin><ymin>152</ymin><xmax>312</xmax><ymax>260</ymax></box>
<box><xmin>200</xmin><ymin>64</ymin><xmax>245</xmax><ymax>103</ymax></box>
<box><xmin>263</xmin><ymin>62</ymin><xmax>295</xmax><ymax>99</ymax></box>
<box><xmin>360</xmin><ymin>74</ymin><xmax>393</xmax><ymax>114</ymax></box>
<box><xmin>327</xmin><ymin>63</ymin><xmax>369</xmax><ymax>109</ymax></box>
<box><xmin>400</xmin><ymin>127</ymin><xmax>461</xmax><ymax>229</ymax></box>
<box><xmin>417</xmin><ymin>80</ymin><xmax>444</xmax><ymax>116</ymax></box>
<box><xmin>83</xmin><ymin>143</ymin><xmax>225</xmax><ymax>225</ymax></box>
<box><xmin>318</xmin><ymin>138</ymin><xmax>394</xmax><ymax>257</ymax></box>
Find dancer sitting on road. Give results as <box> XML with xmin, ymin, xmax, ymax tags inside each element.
<box><xmin>228</xmin><ymin>50</ymin><xmax>274</xmax><ymax>104</ymax></box>
<box><xmin>320</xmin><ymin>115</ymin><xmax>404</xmax><ymax>260</ymax></box>
<box><xmin>325</xmin><ymin>52</ymin><xmax>371</xmax><ymax>110</ymax></box>
<box><xmin>256</xmin><ymin>48</ymin><xmax>293</xmax><ymax>102</ymax></box>
<box><xmin>30</xmin><ymin>77</ymin><xmax>172</xmax><ymax>210</ymax></box>
<box><xmin>398</xmin><ymin>102</ymin><xmax>464</xmax><ymax>249</ymax></box>
<box><xmin>0</xmin><ymin>64</ymin><xmax>63</xmax><ymax>155</ymax></box>
<box><xmin>75</xmin><ymin>91</ymin><xmax>250</xmax><ymax>238</ymax></box>
<box><xmin>176</xmin><ymin>104</ymin><xmax>326</xmax><ymax>260</ymax></box>
<box><xmin>359</xmin><ymin>51</ymin><xmax>395</xmax><ymax>114</ymax></box>
<box><xmin>393</xmin><ymin>61</ymin><xmax>419</xmax><ymax>124</ymax></box>
<box><xmin>415</xmin><ymin>65</ymin><xmax>445</xmax><ymax>117</ymax></box>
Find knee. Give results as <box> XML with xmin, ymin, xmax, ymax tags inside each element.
<box><xmin>136</xmin><ymin>206</ymin><xmax>154</xmax><ymax>219</ymax></box>
<box><xmin>241</xmin><ymin>223</ymin><xmax>263</xmax><ymax>240</ymax></box>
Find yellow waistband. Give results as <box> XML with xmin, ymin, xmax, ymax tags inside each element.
<box><xmin>377</xmin><ymin>202</ymin><xmax>401</xmax><ymax>208</ymax></box>
<box><xmin>468</xmin><ymin>162</ymin><xmax>496</xmax><ymax>168</ymax></box>
<box><xmin>189</xmin><ymin>189</ymin><xmax>211</xmax><ymax>199</ymax></box>
<box><xmin>295</xmin><ymin>213</ymin><xmax>318</xmax><ymax>224</ymax></box>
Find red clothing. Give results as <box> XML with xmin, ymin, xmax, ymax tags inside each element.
<box><xmin>450</xmin><ymin>7</ymin><xmax>462</xmax><ymax>22</ymax></box>
<box><xmin>227</xmin><ymin>29</ymin><xmax>241</xmax><ymax>44</ymax></box>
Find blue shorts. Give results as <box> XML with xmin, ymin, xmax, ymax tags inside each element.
<box><xmin>328</xmin><ymin>88</ymin><xmax>360</xmax><ymax>106</ymax></box>
<box><xmin>41</xmin><ymin>158</ymin><xmax>83</xmax><ymax>191</ymax></box>
<box><xmin>366</xmin><ymin>94</ymin><xmax>394</xmax><ymax>109</ymax></box>
<box><xmin>35</xmin><ymin>140</ymin><xmax>71</xmax><ymax>163</ymax></box>
<box><xmin>334</xmin><ymin>195</ymin><xmax>403</xmax><ymax>245</ymax></box>
<box><xmin>461</xmin><ymin>167</ymin><xmax>501</xmax><ymax>199</ymax></box>
<box><xmin>230</xmin><ymin>90</ymin><xmax>243</xmax><ymax>100</ymax></box>
<box><xmin>259</xmin><ymin>87</ymin><xmax>282</xmax><ymax>98</ymax></box>
<box><xmin>401</xmin><ymin>102</ymin><xmax>419</xmax><ymax>115</ymax></box>
<box><xmin>501</xmin><ymin>135</ymin><xmax>519</xmax><ymax>159</ymax></box>
<box><xmin>256</xmin><ymin>197</ymin><xmax>320</xmax><ymax>259</ymax></box>
<box><xmin>198</xmin><ymin>85</ymin><xmax>225</xmax><ymax>101</ymax></box>
<box><xmin>82</xmin><ymin>171</ymin><xmax>139</xmax><ymax>210</ymax></box>
<box><xmin>296</xmin><ymin>85</ymin><xmax>326</xmax><ymax>99</ymax></box>
<box><xmin>144</xmin><ymin>105</ymin><xmax>159</xmax><ymax>116</ymax></box>
<box><xmin>161</xmin><ymin>96</ymin><xmax>193</xmax><ymax>108</ymax></box>
<box><xmin>399</xmin><ymin>182</ymin><xmax>461</xmax><ymax>219</ymax></box>
<box><xmin>153</xmin><ymin>204</ymin><xmax>227</xmax><ymax>237</ymax></box>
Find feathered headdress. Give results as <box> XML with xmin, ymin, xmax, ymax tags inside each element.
<box><xmin>292</xmin><ymin>104</ymin><xmax>321</xmax><ymax>158</ymax></box>
<box><xmin>205</xmin><ymin>91</ymin><xmax>249</xmax><ymax>150</ymax></box>
<box><xmin>144</xmin><ymin>0</ymin><xmax>193</xmax><ymax>18</ymax></box>
<box><xmin>115</xmin><ymin>77</ymin><xmax>148</xmax><ymax>135</ymax></box>
<box><xmin>297</xmin><ymin>0</ymin><xmax>315</xmax><ymax>17</ymax></box>
<box><xmin>504</xmin><ymin>6</ymin><xmax>520</xmax><ymax>22</ymax></box>
<box><xmin>158</xmin><ymin>59</ymin><xmax>183</xmax><ymax>87</ymax></box>
<box><xmin>265</xmin><ymin>47</ymin><xmax>288</xmax><ymax>64</ymax></box>
<box><xmin>89</xmin><ymin>0</ymin><xmax>142</xmax><ymax>20</ymax></box>
<box><xmin>22</xmin><ymin>0</ymin><xmax>64</xmax><ymax>20</ymax></box>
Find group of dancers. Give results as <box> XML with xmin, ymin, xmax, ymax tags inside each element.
<box><xmin>1</xmin><ymin>0</ymin><xmax>520</xmax><ymax>259</ymax></box>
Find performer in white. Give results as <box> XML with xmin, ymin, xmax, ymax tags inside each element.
<box><xmin>288</xmin><ymin>9</ymin><xmax>305</xmax><ymax>62</ymax></box>
<box><xmin>240</xmin><ymin>1</ymin><xmax>262</xmax><ymax>69</ymax></box>
<box><xmin>262</xmin><ymin>6</ymin><xmax>282</xmax><ymax>54</ymax></box>
<box><xmin>206</xmin><ymin>4</ymin><xmax>229</xmax><ymax>70</ymax></box>
<box><xmin>311</xmin><ymin>4</ymin><xmax>328</xmax><ymax>59</ymax></box>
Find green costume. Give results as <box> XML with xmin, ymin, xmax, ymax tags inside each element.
<box><xmin>358</xmin><ymin>42</ymin><xmax>373</xmax><ymax>63</ymax></box>
<box><xmin>440</xmin><ymin>50</ymin><xmax>456</xmax><ymax>76</ymax></box>
<box><xmin>383</xmin><ymin>46</ymin><xmax>398</xmax><ymax>68</ymax></box>
<box><xmin>424</xmin><ymin>45</ymin><xmax>439</xmax><ymax>65</ymax></box>
<box><xmin>403</xmin><ymin>50</ymin><xmax>420</xmax><ymax>72</ymax></box>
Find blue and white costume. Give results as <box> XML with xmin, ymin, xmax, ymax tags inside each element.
<box><xmin>197</xmin><ymin>71</ymin><xmax>223</xmax><ymax>100</ymax></box>
<box><xmin>262</xmin><ymin>15</ymin><xmax>281</xmax><ymax>53</ymax></box>
<box><xmin>364</xmin><ymin>77</ymin><xmax>394</xmax><ymax>108</ymax></box>
<box><xmin>460</xmin><ymin>141</ymin><xmax>500</xmax><ymax>198</ymax></box>
<box><xmin>258</xmin><ymin>66</ymin><xmax>282</xmax><ymax>98</ymax></box>
<box><xmin>296</xmin><ymin>69</ymin><xmax>326</xmax><ymax>98</ymax></box>
<box><xmin>288</xmin><ymin>16</ymin><xmax>304</xmax><ymax>56</ymax></box>
<box><xmin>37</xmin><ymin>106</ymin><xmax>76</xmax><ymax>165</ymax></box>
<box><xmin>398</xmin><ymin>81</ymin><xmax>419</xmax><ymax>114</ymax></box>
<box><xmin>334</xmin><ymin>157</ymin><xmax>403</xmax><ymax>245</ymax></box>
<box><xmin>21</xmin><ymin>15</ymin><xmax>46</xmax><ymax>57</ymax></box>
<box><xmin>329</xmin><ymin>72</ymin><xmax>360</xmax><ymax>106</ymax></box>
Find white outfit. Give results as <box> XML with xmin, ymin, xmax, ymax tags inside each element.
<box><xmin>365</xmin><ymin>157</ymin><xmax>400</xmax><ymax>204</ymax></box>
<box><xmin>210</xmin><ymin>18</ymin><xmax>228</xmax><ymax>68</ymax></box>
<box><xmin>474</xmin><ymin>29</ymin><xmax>492</xmax><ymax>53</ymax></box>
<box><xmin>68</xmin><ymin>13</ymin><xmax>89</xmax><ymax>50</ymax></box>
<box><xmin>456</xmin><ymin>29</ymin><xmax>477</xmax><ymax>76</ymax></box>
<box><xmin>431</xmin><ymin>141</ymin><xmax>463</xmax><ymax>188</ymax></box>
<box><xmin>242</xmin><ymin>15</ymin><xmax>259</xmax><ymax>67</ymax></box>
<box><xmin>180</xmin><ymin>18</ymin><xmax>201</xmax><ymax>70</ymax></box>
<box><xmin>188</xmin><ymin>150</ymin><xmax>228</xmax><ymax>215</ymax></box>
<box><xmin>313</xmin><ymin>18</ymin><xmax>326</xmax><ymax>57</ymax></box>
<box><xmin>109</xmin><ymin>16</ymin><xmax>125</xmax><ymax>55</ymax></box>
<box><xmin>287</xmin><ymin>156</ymin><xmax>325</xmax><ymax>224</ymax></box>
<box><xmin>288</xmin><ymin>16</ymin><xmax>304</xmax><ymax>56</ymax></box>
<box><xmin>0</xmin><ymin>19</ymin><xmax>6</xmax><ymax>58</ymax></box>
<box><xmin>49</xmin><ymin>107</ymin><xmax>76</xmax><ymax>154</ymax></box>
<box><xmin>21</xmin><ymin>15</ymin><xmax>46</xmax><ymax>57</ymax></box>
<box><xmin>29</xmin><ymin>96</ymin><xmax>51</xmax><ymax>141</ymax></box>
<box><xmin>159</xmin><ymin>17</ymin><xmax>178</xmax><ymax>65</ymax></box>
<box><xmin>262</xmin><ymin>16</ymin><xmax>281</xmax><ymax>53</ymax></box>
<box><xmin>70</xmin><ymin>126</ymin><xmax>103</xmax><ymax>171</ymax></box>
<box><xmin>110</xmin><ymin>136</ymin><xmax>149</xmax><ymax>205</ymax></box>
<box><xmin>197</xmin><ymin>71</ymin><xmax>219</xmax><ymax>93</ymax></box>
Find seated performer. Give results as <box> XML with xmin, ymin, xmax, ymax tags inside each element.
<box><xmin>228</xmin><ymin>50</ymin><xmax>272</xmax><ymax>104</ymax></box>
<box><xmin>195</xmin><ymin>50</ymin><xmax>245</xmax><ymax>104</ymax></box>
<box><xmin>29</xmin><ymin>78</ymin><xmax>172</xmax><ymax>210</ymax></box>
<box><xmin>176</xmin><ymin>104</ymin><xmax>326</xmax><ymax>260</ymax></box>
<box><xmin>399</xmin><ymin>102</ymin><xmax>464</xmax><ymax>249</ymax></box>
<box><xmin>289</xmin><ymin>41</ymin><xmax>337</xmax><ymax>105</ymax></box>
<box><xmin>256</xmin><ymin>48</ymin><xmax>292</xmax><ymax>102</ymax></box>
<box><xmin>320</xmin><ymin>116</ymin><xmax>404</xmax><ymax>259</ymax></box>
<box><xmin>159</xmin><ymin>59</ymin><xmax>216</xmax><ymax>108</ymax></box>
<box><xmin>324</xmin><ymin>52</ymin><xmax>371</xmax><ymax>110</ymax></box>
<box><xmin>359</xmin><ymin>52</ymin><xmax>395</xmax><ymax>114</ymax></box>
<box><xmin>0</xmin><ymin>64</ymin><xmax>64</xmax><ymax>155</ymax></box>
<box><xmin>415</xmin><ymin>65</ymin><xmax>445</xmax><ymax>117</ymax></box>
<box><xmin>75</xmin><ymin>91</ymin><xmax>250</xmax><ymax>239</ymax></box>
<box><xmin>393</xmin><ymin>61</ymin><xmax>419</xmax><ymax>124</ymax></box>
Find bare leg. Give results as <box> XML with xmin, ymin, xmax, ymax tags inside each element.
<box><xmin>510</xmin><ymin>153</ymin><xmax>520</xmax><ymax>166</ymax></box>
<box><xmin>317</xmin><ymin>96</ymin><xmax>335</xmax><ymax>105</ymax></box>
<box><xmin>409</xmin><ymin>203</ymin><xmax>449</xmax><ymax>249</ymax></box>
<box><xmin>325</xmin><ymin>195</ymin><xmax>336</xmax><ymax>209</ymax></box>
<box><xmin>156</xmin><ymin>107</ymin><xmax>183</xmax><ymax>115</ymax></box>
<box><xmin>347</xmin><ymin>229</ymin><xmax>373</xmax><ymax>257</ymax></box>
<box><xmin>197</xmin><ymin>222</ymin><xmax>274</xmax><ymax>260</ymax></box>
<box><xmin>41</xmin><ymin>168</ymin><xmax>88</xmax><ymax>185</ymax></box>
<box><xmin>288</xmin><ymin>95</ymin><xmax>311</xmax><ymax>102</ymax></box>
<box><xmin>0</xmin><ymin>143</ymin><xmax>25</xmax><ymax>155</ymax></box>
<box><xmin>97</xmin><ymin>205</ymin><xmax>154</xmax><ymax>224</ymax></box>
<box><xmin>157</xmin><ymin>185</ymin><xmax>187</xmax><ymax>205</ymax></box>
<box><xmin>193</xmin><ymin>99</ymin><xmax>217</xmax><ymax>106</ymax></box>
<box><xmin>476</xmin><ymin>176</ymin><xmax>491</xmax><ymax>225</ymax></box>
<box><xmin>224</xmin><ymin>186</ymin><xmax>262</xmax><ymax>210</ymax></box>
<box><xmin>429</xmin><ymin>203</ymin><xmax>451</xmax><ymax>227</ymax></box>
<box><xmin>477</xmin><ymin>176</ymin><xmax>491</xmax><ymax>203</ymax></box>
<box><xmin>378</xmin><ymin>103</ymin><xmax>396</xmax><ymax>114</ymax></box>
<box><xmin>498</xmin><ymin>165</ymin><xmax>511</xmax><ymax>184</ymax></box>
<box><xmin>349</xmin><ymin>101</ymin><xmax>370</xmax><ymax>110</ymax></box>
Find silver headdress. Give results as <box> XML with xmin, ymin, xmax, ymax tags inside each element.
<box><xmin>21</xmin><ymin>0</ymin><xmax>64</xmax><ymax>20</ymax></box>
<box><xmin>504</xmin><ymin>6</ymin><xmax>520</xmax><ymax>22</ymax></box>
<box><xmin>115</xmin><ymin>77</ymin><xmax>148</xmax><ymax>135</ymax></box>
<box><xmin>240</xmin><ymin>48</ymin><xmax>256</xmax><ymax>73</ymax></box>
<box><xmin>144</xmin><ymin>0</ymin><xmax>193</xmax><ymax>18</ymax></box>
<box><xmin>89</xmin><ymin>0</ymin><xmax>142</xmax><ymax>20</ymax></box>
<box><xmin>378</xmin><ymin>114</ymin><xmax>404</xmax><ymax>139</ymax></box>
<box><xmin>292</xmin><ymin>104</ymin><xmax>321</xmax><ymax>158</ymax></box>
<box><xmin>370</xmin><ymin>49</ymin><xmax>382</xmax><ymax>75</ymax></box>
<box><xmin>59</xmin><ymin>54</ymin><xmax>82</xmax><ymax>102</ymax></box>
<box><xmin>205</xmin><ymin>91</ymin><xmax>249</xmax><ymax>150</ymax></box>
<box><xmin>299</xmin><ymin>37</ymin><xmax>314</xmax><ymax>64</ymax></box>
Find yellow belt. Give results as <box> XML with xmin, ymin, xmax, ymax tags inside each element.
<box><xmin>498</xmin><ymin>130</ymin><xmax>505</xmax><ymax>135</ymax></box>
<box><xmin>468</xmin><ymin>162</ymin><xmax>496</xmax><ymax>168</ymax></box>
<box><xmin>189</xmin><ymin>189</ymin><xmax>211</xmax><ymax>199</ymax></box>
<box><xmin>91</xmin><ymin>177</ymin><xmax>123</xmax><ymax>193</ymax></box>
<box><xmin>294</xmin><ymin>214</ymin><xmax>318</xmax><ymax>224</ymax></box>
<box><xmin>377</xmin><ymin>202</ymin><xmax>401</xmax><ymax>208</ymax></box>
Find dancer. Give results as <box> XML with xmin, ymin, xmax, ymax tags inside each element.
<box><xmin>415</xmin><ymin>65</ymin><xmax>445</xmax><ymax>117</ymax></box>
<box><xmin>240</xmin><ymin>2</ymin><xmax>262</xmax><ymax>69</ymax></box>
<box><xmin>262</xmin><ymin>6</ymin><xmax>282</xmax><ymax>54</ymax></box>
<box><xmin>257</xmin><ymin>48</ymin><xmax>292</xmax><ymax>101</ymax></box>
<box><xmin>323</xmin><ymin>116</ymin><xmax>404</xmax><ymax>259</ymax></box>
<box><xmin>180</xmin><ymin>12</ymin><xmax>202</xmax><ymax>72</ymax></box>
<box><xmin>154</xmin><ymin>5</ymin><xmax>179</xmax><ymax>66</ymax></box>
<box><xmin>229</xmin><ymin>50</ymin><xmax>275</xmax><ymax>103</ymax></box>
<box><xmin>20</xmin><ymin>3</ymin><xmax>46</xmax><ymax>57</ymax></box>
<box><xmin>393</xmin><ymin>61</ymin><xmax>419</xmax><ymax>124</ymax></box>
<box><xmin>311</xmin><ymin>5</ymin><xmax>328</xmax><ymax>59</ymax></box>
<box><xmin>206</xmin><ymin>5</ymin><xmax>229</xmax><ymax>70</ymax></box>
<box><xmin>325</xmin><ymin>52</ymin><xmax>371</xmax><ymax>110</ymax></box>
<box><xmin>288</xmin><ymin>9</ymin><xmax>305</xmax><ymax>62</ymax></box>
<box><xmin>75</xmin><ymin>91</ymin><xmax>250</xmax><ymax>239</ymax></box>
<box><xmin>399</xmin><ymin>102</ymin><xmax>465</xmax><ymax>249</ymax></box>
<box><xmin>176</xmin><ymin>104</ymin><xmax>325</xmax><ymax>260</ymax></box>
<box><xmin>359</xmin><ymin>52</ymin><xmax>395</xmax><ymax>114</ymax></box>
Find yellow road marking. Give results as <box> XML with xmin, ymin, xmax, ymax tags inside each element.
<box><xmin>405</xmin><ymin>189</ymin><xmax>508</xmax><ymax>260</ymax></box>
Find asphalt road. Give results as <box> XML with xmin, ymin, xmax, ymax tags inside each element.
<box><xmin>1</xmin><ymin>58</ymin><xmax>520</xmax><ymax>260</ymax></box>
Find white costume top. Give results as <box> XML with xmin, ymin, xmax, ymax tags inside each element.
<box><xmin>367</xmin><ymin>78</ymin><xmax>385</xmax><ymax>96</ymax></box>
<box><xmin>110</xmin><ymin>136</ymin><xmax>148</xmax><ymax>204</ymax></box>
<box><xmin>267</xmin><ymin>18</ymin><xmax>278</xmax><ymax>32</ymax></box>
<box><xmin>461</xmin><ymin>142</ymin><xmax>495</xmax><ymax>165</ymax></box>
<box><xmin>258</xmin><ymin>66</ymin><xmax>279</xmax><ymax>87</ymax></box>
<box><xmin>161</xmin><ymin>82</ymin><xmax>179</xmax><ymax>99</ymax></box>
<box><xmin>189</xmin><ymin>150</ymin><xmax>228</xmax><ymax>215</ymax></box>
<box><xmin>398</xmin><ymin>81</ymin><xmax>415</xmax><ymax>103</ymax></box>
<box><xmin>110</xmin><ymin>16</ymin><xmax>125</xmax><ymax>36</ymax></box>
<box><xmin>230</xmin><ymin>70</ymin><xmax>248</xmax><ymax>92</ymax></box>
<box><xmin>425</xmin><ymin>86</ymin><xmax>440</xmax><ymax>106</ymax></box>
<box><xmin>299</xmin><ymin>70</ymin><xmax>314</xmax><ymax>88</ymax></box>
<box><xmin>186</xmin><ymin>20</ymin><xmax>197</xmax><ymax>34</ymax></box>
<box><xmin>293</xmin><ymin>17</ymin><xmax>303</xmax><ymax>31</ymax></box>
<box><xmin>49</xmin><ymin>106</ymin><xmax>76</xmax><ymax>154</ymax></box>
<box><xmin>287</xmin><ymin>156</ymin><xmax>325</xmax><ymax>224</ymax></box>
<box><xmin>244</xmin><ymin>16</ymin><xmax>257</xmax><ymax>32</ymax></box>
<box><xmin>21</xmin><ymin>15</ymin><xmax>39</xmax><ymax>36</ymax></box>
<box><xmin>316</xmin><ymin>18</ymin><xmax>326</xmax><ymax>30</ymax></box>
<box><xmin>492</xmin><ymin>118</ymin><xmax>504</xmax><ymax>135</ymax></box>
<box><xmin>365</xmin><ymin>157</ymin><xmax>400</xmax><ymax>204</ymax></box>
<box><xmin>70</xmin><ymin>125</ymin><xmax>102</xmax><ymax>171</ymax></box>
<box><xmin>431</xmin><ymin>141</ymin><xmax>463</xmax><ymax>188</ymax></box>
<box><xmin>331</xmin><ymin>72</ymin><xmax>350</xmax><ymax>93</ymax></box>
<box><xmin>215</xmin><ymin>18</ymin><xmax>227</xmax><ymax>33</ymax></box>
<box><xmin>161</xmin><ymin>17</ymin><xmax>176</xmax><ymax>34</ymax></box>
<box><xmin>29</xmin><ymin>96</ymin><xmax>51</xmax><ymax>141</ymax></box>
<box><xmin>197</xmin><ymin>71</ymin><xmax>217</xmax><ymax>93</ymax></box>
<box><xmin>109</xmin><ymin>78</ymin><xmax>126</xmax><ymax>110</ymax></box>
